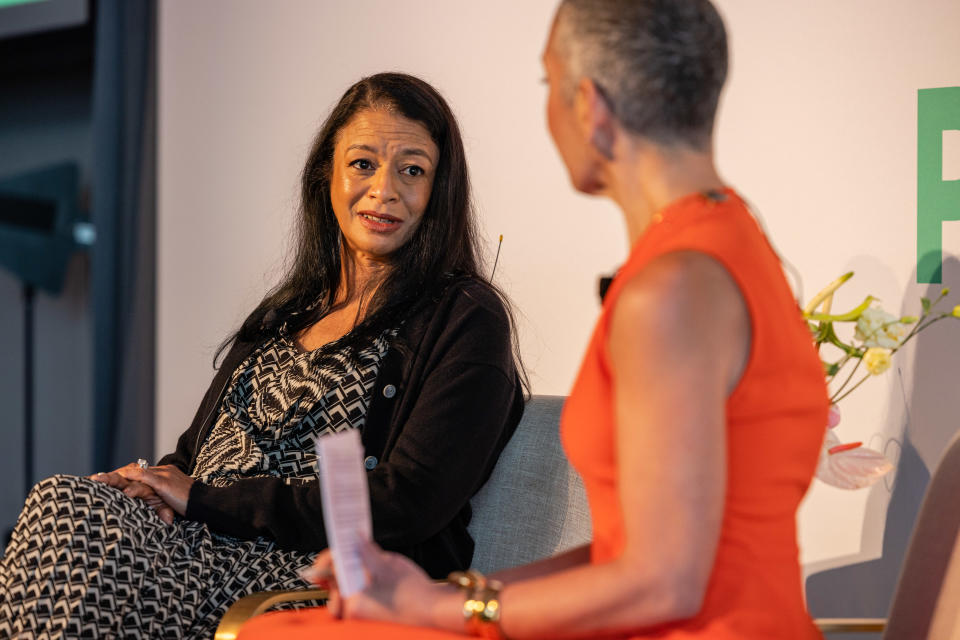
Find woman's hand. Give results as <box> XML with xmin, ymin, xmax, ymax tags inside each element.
<box><xmin>91</xmin><ymin>463</ymin><xmax>177</xmax><ymax>524</ymax></box>
<box><xmin>308</xmin><ymin>540</ymin><xmax>463</xmax><ymax>631</ymax></box>
<box><xmin>89</xmin><ymin>463</ymin><xmax>137</xmax><ymax>490</ymax></box>
<box><xmin>300</xmin><ymin>551</ymin><xmax>342</xmax><ymax>616</ymax></box>
<box><xmin>116</xmin><ymin>464</ymin><xmax>195</xmax><ymax>520</ymax></box>
<box><xmin>345</xmin><ymin>540</ymin><xmax>438</xmax><ymax>625</ymax></box>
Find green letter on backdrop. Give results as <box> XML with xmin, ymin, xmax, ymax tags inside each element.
<box><xmin>918</xmin><ymin>87</ymin><xmax>960</xmax><ymax>284</ymax></box>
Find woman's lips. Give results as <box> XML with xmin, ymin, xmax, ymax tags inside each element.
<box><xmin>357</xmin><ymin>210</ymin><xmax>402</xmax><ymax>233</ymax></box>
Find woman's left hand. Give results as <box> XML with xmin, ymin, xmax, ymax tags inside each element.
<box><xmin>116</xmin><ymin>464</ymin><xmax>195</xmax><ymax>517</ymax></box>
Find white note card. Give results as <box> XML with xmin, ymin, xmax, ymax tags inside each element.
<box><xmin>316</xmin><ymin>429</ymin><xmax>373</xmax><ymax>597</ymax></box>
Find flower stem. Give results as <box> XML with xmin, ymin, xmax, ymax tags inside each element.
<box><xmin>831</xmin><ymin>356</ymin><xmax>864</xmax><ymax>402</ymax></box>
<box><xmin>912</xmin><ymin>314</ymin><xmax>951</xmax><ymax>336</ymax></box>
<box><xmin>832</xmin><ymin>372</ymin><xmax>873</xmax><ymax>404</ymax></box>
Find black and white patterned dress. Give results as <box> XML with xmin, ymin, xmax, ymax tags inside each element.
<box><xmin>0</xmin><ymin>327</ymin><xmax>395</xmax><ymax>639</ymax></box>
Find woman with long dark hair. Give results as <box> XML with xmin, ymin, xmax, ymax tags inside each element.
<box><xmin>0</xmin><ymin>72</ymin><xmax>525</xmax><ymax>639</ymax></box>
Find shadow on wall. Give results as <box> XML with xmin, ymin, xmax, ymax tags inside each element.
<box><xmin>806</xmin><ymin>255</ymin><xmax>960</xmax><ymax>639</ymax></box>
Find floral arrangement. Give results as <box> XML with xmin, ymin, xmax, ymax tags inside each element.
<box><xmin>802</xmin><ymin>272</ymin><xmax>960</xmax><ymax>489</ymax></box>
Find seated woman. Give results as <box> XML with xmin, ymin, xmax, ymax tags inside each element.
<box><xmin>0</xmin><ymin>72</ymin><xmax>525</xmax><ymax>639</ymax></box>
<box><xmin>237</xmin><ymin>2</ymin><xmax>829</xmax><ymax>640</ymax></box>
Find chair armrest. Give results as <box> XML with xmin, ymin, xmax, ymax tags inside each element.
<box><xmin>815</xmin><ymin>618</ymin><xmax>887</xmax><ymax>633</ymax></box>
<box><xmin>215</xmin><ymin>588</ymin><xmax>329</xmax><ymax>640</ymax></box>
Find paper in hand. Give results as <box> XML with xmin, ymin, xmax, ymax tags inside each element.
<box><xmin>316</xmin><ymin>429</ymin><xmax>373</xmax><ymax>598</ymax></box>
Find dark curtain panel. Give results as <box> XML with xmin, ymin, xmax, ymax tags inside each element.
<box><xmin>91</xmin><ymin>0</ymin><xmax>157</xmax><ymax>471</ymax></box>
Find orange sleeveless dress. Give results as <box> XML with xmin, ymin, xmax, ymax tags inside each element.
<box><xmin>237</xmin><ymin>188</ymin><xmax>829</xmax><ymax>640</ymax></box>
<box><xmin>561</xmin><ymin>188</ymin><xmax>828</xmax><ymax>639</ymax></box>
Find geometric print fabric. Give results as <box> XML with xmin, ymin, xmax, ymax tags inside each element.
<box><xmin>0</xmin><ymin>475</ymin><xmax>311</xmax><ymax>639</ymax></box>
<box><xmin>193</xmin><ymin>328</ymin><xmax>393</xmax><ymax>487</ymax></box>
<box><xmin>0</xmin><ymin>328</ymin><xmax>394</xmax><ymax>638</ymax></box>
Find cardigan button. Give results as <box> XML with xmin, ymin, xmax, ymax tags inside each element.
<box><xmin>382</xmin><ymin>384</ymin><xmax>397</xmax><ymax>399</ymax></box>
<box><xmin>364</xmin><ymin>456</ymin><xmax>378</xmax><ymax>470</ymax></box>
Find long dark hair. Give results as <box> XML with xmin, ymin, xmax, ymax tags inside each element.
<box><xmin>218</xmin><ymin>72</ymin><xmax>523</xmax><ymax>387</ymax></box>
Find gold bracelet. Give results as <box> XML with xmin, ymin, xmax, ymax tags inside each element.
<box><xmin>447</xmin><ymin>570</ymin><xmax>505</xmax><ymax>639</ymax></box>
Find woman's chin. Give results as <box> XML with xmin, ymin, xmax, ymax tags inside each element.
<box><xmin>345</xmin><ymin>238</ymin><xmax>405</xmax><ymax>262</ymax></box>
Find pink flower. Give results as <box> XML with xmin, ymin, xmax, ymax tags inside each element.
<box><xmin>827</xmin><ymin>404</ymin><xmax>841</xmax><ymax>429</ymax></box>
<box><xmin>816</xmin><ymin>404</ymin><xmax>893</xmax><ymax>489</ymax></box>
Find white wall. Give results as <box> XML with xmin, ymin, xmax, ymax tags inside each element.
<box><xmin>158</xmin><ymin>0</ymin><xmax>960</xmax><ymax>597</ymax></box>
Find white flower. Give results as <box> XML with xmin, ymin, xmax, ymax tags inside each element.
<box><xmin>854</xmin><ymin>306</ymin><xmax>906</xmax><ymax>348</ymax></box>
<box><xmin>816</xmin><ymin>428</ymin><xmax>893</xmax><ymax>489</ymax></box>
<box><xmin>862</xmin><ymin>347</ymin><xmax>892</xmax><ymax>375</ymax></box>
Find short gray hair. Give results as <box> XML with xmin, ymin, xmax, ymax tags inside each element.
<box><xmin>554</xmin><ymin>0</ymin><xmax>728</xmax><ymax>149</ymax></box>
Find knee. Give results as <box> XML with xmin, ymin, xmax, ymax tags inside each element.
<box><xmin>25</xmin><ymin>474</ymin><xmax>111</xmax><ymax>510</ymax></box>
<box><xmin>30</xmin><ymin>473</ymin><xmax>85</xmax><ymax>495</ymax></box>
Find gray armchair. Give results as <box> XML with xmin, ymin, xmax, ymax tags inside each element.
<box><xmin>214</xmin><ymin>395</ymin><xmax>591</xmax><ymax>639</ymax></box>
<box><xmin>468</xmin><ymin>394</ymin><xmax>591</xmax><ymax>573</ymax></box>
<box><xmin>814</xmin><ymin>429</ymin><xmax>960</xmax><ymax>637</ymax></box>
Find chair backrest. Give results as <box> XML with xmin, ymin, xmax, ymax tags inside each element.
<box><xmin>467</xmin><ymin>395</ymin><xmax>592</xmax><ymax>574</ymax></box>
<box><xmin>928</xmin><ymin>530</ymin><xmax>960</xmax><ymax>640</ymax></box>
<box><xmin>885</xmin><ymin>429</ymin><xmax>960</xmax><ymax>640</ymax></box>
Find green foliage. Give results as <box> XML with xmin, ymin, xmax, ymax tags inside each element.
<box><xmin>804</xmin><ymin>272</ymin><xmax>958</xmax><ymax>404</ymax></box>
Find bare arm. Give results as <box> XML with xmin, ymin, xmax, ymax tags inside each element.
<box><xmin>490</xmin><ymin>545</ymin><xmax>591</xmax><ymax>584</ymax></box>
<box><xmin>491</xmin><ymin>252</ymin><xmax>749</xmax><ymax>637</ymax></box>
<box><xmin>337</xmin><ymin>252</ymin><xmax>751</xmax><ymax>637</ymax></box>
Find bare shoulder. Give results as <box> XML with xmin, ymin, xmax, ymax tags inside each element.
<box><xmin>614</xmin><ymin>251</ymin><xmax>742</xmax><ymax>317</ymax></box>
<box><xmin>610</xmin><ymin>251</ymin><xmax>750</xmax><ymax>390</ymax></box>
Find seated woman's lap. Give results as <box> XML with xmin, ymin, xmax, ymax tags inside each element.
<box><xmin>237</xmin><ymin>607</ymin><xmax>468</xmax><ymax>640</ymax></box>
<box><xmin>4</xmin><ymin>474</ymin><xmax>168</xmax><ymax>562</ymax></box>
<box><xmin>0</xmin><ymin>474</ymin><xmax>314</xmax><ymax>638</ymax></box>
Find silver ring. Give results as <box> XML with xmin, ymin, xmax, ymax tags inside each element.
<box><xmin>136</xmin><ymin>458</ymin><xmax>149</xmax><ymax>470</ymax></box>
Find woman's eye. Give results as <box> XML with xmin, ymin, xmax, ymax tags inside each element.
<box><xmin>401</xmin><ymin>165</ymin><xmax>424</xmax><ymax>177</ymax></box>
<box><xmin>350</xmin><ymin>159</ymin><xmax>373</xmax><ymax>170</ymax></box>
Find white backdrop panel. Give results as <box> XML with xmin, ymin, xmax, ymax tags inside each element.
<box><xmin>158</xmin><ymin>0</ymin><xmax>960</xmax><ymax>571</ymax></box>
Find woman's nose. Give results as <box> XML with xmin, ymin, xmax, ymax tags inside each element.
<box><xmin>369</xmin><ymin>167</ymin><xmax>398</xmax><ymax>203</ymax></box>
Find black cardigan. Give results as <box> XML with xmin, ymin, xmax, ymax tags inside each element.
<box><xmin>158</xmin><ymin>278</ymin><xmax>524</xmax><ymax>578</ymax></box>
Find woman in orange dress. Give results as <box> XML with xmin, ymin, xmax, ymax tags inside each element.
<box><xmin>238</xmin><ymin>1</ymin><xmax>829</xmax><ymax>638</ymax></box>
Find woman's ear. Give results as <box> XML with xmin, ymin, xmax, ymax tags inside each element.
<box><xmin>575</xmin><ymin>77</ymin><xmax>616</xmax><ymax>160</ymax></box>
